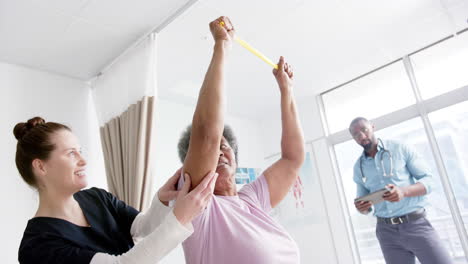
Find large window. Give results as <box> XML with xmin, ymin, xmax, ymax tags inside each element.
<box><xmin>411</xmin><ymin>32</ymin><xmax>468</xmax><ymax>99</ymax></box>
<box><xmin>321</xmin><ymin>30</ymin><xmax>468</xmax><ymax>263</ymax></box>
<box><xmin>322</xmin><ymin>61</ymin><xmax>415</xmax><ymax>134</ymax></box>
<box><xmin>334</xmin><ymin>140</ymin><xmax>383</xmax><ymax>263</ymax></box>
<box><xmin>430</xmin><ymin>101</ymin><xmax>468</xmax><ymax>233</ymax></box>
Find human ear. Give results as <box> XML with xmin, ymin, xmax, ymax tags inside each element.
<box><xmin>32</xmin><ymin>159</ymin><xmax>47</xmax><ymax>178</ymax></box>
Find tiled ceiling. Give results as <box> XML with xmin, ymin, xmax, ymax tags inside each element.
<box><xmin>0</xmin><ymin>0</ymin><xmax>194</xmax><ymax>79</ymax></box>
<box><xmin>0</xmin><ymin>0</ymin><xmax>467</xmax><ymax>120</ymax></box>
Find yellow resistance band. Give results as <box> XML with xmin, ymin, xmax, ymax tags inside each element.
<box><xmin>220</xmin><ymin>21</ymin><xmax>278</xmax><ymax>69</ymax></box>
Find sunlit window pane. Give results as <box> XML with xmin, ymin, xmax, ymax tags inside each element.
<box><xmin>268</xmin><ymin>151</ymin><xmax>336</xmax><ymax>263</ymax></box>
<box><xmin>430</xmin><ymin>100</ymin><xmax>468</xmax><ymax>245</ymax></box>
<box><xmin>322</xmin><ymin>61</ymin><xmax>415</xmax><ymax>133</ymax></box>
<box><xmin>411</xmin><ymin>32</ymin><xmax>468</xmax><ymax>99</ymax></box>
<box><xmin>334</xmin><ymin>140</ymin><xmax>385</xmax><ymax>263</ymax></box>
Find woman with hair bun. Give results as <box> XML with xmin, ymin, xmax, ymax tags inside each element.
<box><xmin>15</xmin><ymin>116</ymin><xmax>218</xmax><ymax>264</ymax></box>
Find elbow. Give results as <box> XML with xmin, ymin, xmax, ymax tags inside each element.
<box><xmin>296</xmin><ymin>148</ymin><xmax>306</xmax><ymax>168</ymax></box>
<box><xmin>280</xmin><ymin>136</ymin><xmax>305</xmax><ymax>169</ymax></box>
<box><xmin>283</xmin><ymin>148</ymin><xmax>306</xmax><ymax>170</ymax></box>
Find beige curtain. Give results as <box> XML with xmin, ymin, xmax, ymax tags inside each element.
<box><xmin>100</xmin><ymin>96</ymin><xmax>155</xmax><ymax>211</ymax></box>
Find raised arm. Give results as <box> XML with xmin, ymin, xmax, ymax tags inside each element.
<box><xmin>264</xmin><ymin>56</ymin><xmax>305</xmax><ymax>208</ymax></box>
<box><xmin>183</xmin><ymin>17</ymin><xmax>235</xmax><ymax>189</ymax></box>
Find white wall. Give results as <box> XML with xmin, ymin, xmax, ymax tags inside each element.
<box><xmin>153</xmin><ymin>98</ymin><xmax>266</xmax><ymax>263</ymax></box>
<box><xmin>0</xmin><ymin>62</ymin><xmax>106</xmax><ymax>264</ymax></box>
<box><xmin>92</xmin><ymin>35</ymin><xmax>156</xmax><ymax>125</ymax></box>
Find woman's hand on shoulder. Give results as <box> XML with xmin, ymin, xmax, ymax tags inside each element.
<box><xmin>173</xmin><ymin>171</ymin><xmax>218</xmax><ymax>225</ymax></box>
<box><xmin>157</xmin><ymin>168</ymin><xmax>183</xmax><ymax>206</ymax></box>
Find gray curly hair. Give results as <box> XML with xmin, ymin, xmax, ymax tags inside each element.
<box><xmin>177</xmin><ymin>124</ymin><xmax>238</xmax><ymax>164</ymax></box>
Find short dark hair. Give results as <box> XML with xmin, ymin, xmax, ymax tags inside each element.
<box><xmin>349</xmin><ymin>117</ymin><xmax>369</xmax><ymax>130</ymax></box>
<box><xmin>13</xmin><ymin>117</ymin><xmax>71</xmax><ymax>188</ymax></box>
<box><xmin>177</xmin><ymin>124</ymin><xmax>238</xmax><ymax>164</ymax></box>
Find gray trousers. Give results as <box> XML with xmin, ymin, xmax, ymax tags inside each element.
<box><xmin>376</xmin><ymin>217</ymin><xmax>452</xmax><ymax>264</ymax></box>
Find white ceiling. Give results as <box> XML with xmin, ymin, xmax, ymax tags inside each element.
<box><xmin>157</xmin><ymin>0</ymin><xmax>468</xmax><ymax>119</ymax></box>
<box><xmin>1</xmin><ymin>0</ymin><xmax>467</xmax><ymax>119</ymax></box>
<box><xmin>0</xmin><ymin>0</ymin><xmax>193</xmax><ymax>79</ymax></box>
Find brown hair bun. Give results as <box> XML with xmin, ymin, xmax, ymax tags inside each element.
<box><xmin>13</xmin><ymin>117</ymin><xmax>46</xmax><ymax>140</ymax></box>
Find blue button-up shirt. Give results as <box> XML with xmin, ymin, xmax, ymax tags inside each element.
<box><xmin>353</xmin><ymin>139</ymin><xmax>434</xmax><ymax>218</ymax></box>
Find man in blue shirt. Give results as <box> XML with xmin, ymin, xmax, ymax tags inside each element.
<box><xmin>350</xmin><ymin>117</ymin><xmax>451</xmax><ymax>264</ymax></box>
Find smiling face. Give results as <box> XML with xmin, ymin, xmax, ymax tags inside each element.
<box><xmin>349</xmin><ymin>120</ymin><xmax>377</xmax><ymax>151</ymax></box>
<box><xmin>214</xmin><ymin>136</ymin><xmax>237</xmax><ymax>193</ymax></box>
<box><xmin>34</xmin><ymin>129</ymin><xmax>88</xmax><ymax>194</ymax></box>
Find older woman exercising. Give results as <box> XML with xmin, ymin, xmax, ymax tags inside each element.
<box><xmin>179</xmin><ymin>16</ymin><xmax>305</xmax><ymax>264</ymax></box>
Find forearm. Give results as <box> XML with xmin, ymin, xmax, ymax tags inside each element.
<box><xmin>91</xmin><ymin>211</ymin><xmax>193</xmax><ymax>264</ymax></box>
<box><xmin>192</xmin><ymin>42</ymin><xmax>227</xmax><ymax>129</ymax></box>
<box><xmin>184</xmin><ymin>42</ymin><xmax>228</xmax><ymax>187</ymax></box>
<box><xmin>130</xmin><ymin>193</ymin><xmax>172</xmax><ymax>239</ymax></box>
<box><xmin>402</xmin><ymin>182</ymin><xmax>427</xmax><ymax>197</ymax></box>
<box><xmin>280</xmin><ymin>89</ymin><xmax>305</xmax><ymax>167</ymax></box>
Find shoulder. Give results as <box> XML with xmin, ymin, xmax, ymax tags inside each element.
<box><xmin>74</xmin><ymin>187</ymin><xmax>119</xmax><ymax>213</ymax></box>
<box><xmin>75</xmin><ymin>187</ymin><xmax>113</xmax><ymax>202</ymax></box>
<box><xmin>384</xmin><ymin>139</ymin><xmax>407</xmax><ymax>149</ymax></box>
<box><xmin>353</xmin><ymin>156</ymin><xmax>362</xmax><ymax>167</ymax></box>
<box><xmin>239</xmin><ymin>174</ymin><xmax>268</xmax><ymax>195</ymax></box>
<box><xmin>352</xmin><ymin>155</ymin><xmax>362</xmax><ymax>172</ymax></box>
<box><xmin>384</xmin><ymin>139</ymin><xmax>414</xmax><ymax>153</ymax></box>
<box><xmin>19</xmin><ymin>231</ymin><xmax>46</xmax><ymax>263</ymax></box>
<box><xmin>238</xmin><ymin>174</ymin><xmax>271</xmax><ymax>211</ymax></box>
<box><xmin>19</xmin><ymin>222</ymin><xmax>65</xmax><ymax>263</ymax></box>
<box><xmin>19</xmin><ymin>230</ymin><xmax>95</xmax><ymax>264</ymax></box>
<box><xmin>20</xmin><ymin>229</ymin><xmax>55</xmax><ymax>250</ymax></box>
<box><xmin>78</xmin><ymin>186</ymin><xmax>110</xmax><ymax>196</ymax></box>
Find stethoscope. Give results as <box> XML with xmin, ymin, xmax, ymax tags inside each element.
<box><xmin>359</xmin><ymin>138</ymin><xmax>393</xmax><ymax>183</ymax></box>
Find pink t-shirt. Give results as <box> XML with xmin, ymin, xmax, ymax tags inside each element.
<box><xmin>182</xmin><ymin>174</ymin><xmax>300</xmax><ymax>264</ymax></box>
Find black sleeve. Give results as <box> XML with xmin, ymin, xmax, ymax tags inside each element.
<box><xmin>92</xmin><ymin>188</ymin><xmax>140</xmax><ymax>232</ymax></box>
<box><xmin>19</xmin><ymin>235</ymin><xmax>96</xmax><ymax>264</ymax></box>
